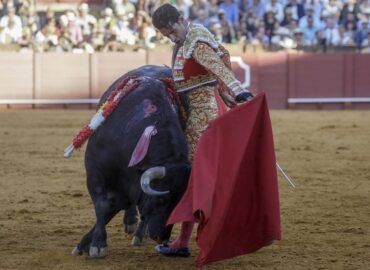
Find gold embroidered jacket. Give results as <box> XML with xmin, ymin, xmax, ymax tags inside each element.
<box><xmin>172</xmin><ymin>23</ymin><xmax>244</xmax><ymax>95</ymax></box>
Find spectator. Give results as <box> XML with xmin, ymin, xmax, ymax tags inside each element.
<box><xmin>193</xmin><ymin>9</ymin><xmax>210</xmax><ymax>27</ymax></box>
<box><xmin>340</xmin><ymin>21</ymin><xmax>356</xmax><ymax>45</ymax></box>
<box><xmin>0</xmin><ymin>0</ymin><xmax>368</xmax><ymax>52</ymax></box>
<box><xmin>299</xmin><ymin>5</ymin><xmax>322</xmax><ymax>29</ymax></box>
<box><xmin>219</xmin><ymin>0</ymin><xmax>239</xmax><ymax>26</ymax></box>
<box><xmin>355</xmin><ymin>18</ymin><xmax>370</xmax><ymax>47</ymax></box>
<box><xmin>218</xmin><ymin>9</ymin><xmax>236</xmax><ymax>43</ymax></box>
<box><xmin>112</xmin><ymin>0</ymin><xmax>136</xmax><ymax>17</ymax></box>
<box><xmin>149</xmin><ymin>0</ymin><xmax>170</xmax><ymax>16</ymax></box>
<box><xmin>264</xmin><ymin>9</ymin><xmax>278</xmax><ymax>41</ymax></box>
<box><xmin>265</xmin><ymin>0</ymin><xmax>284</xmax><ymax>23</ymax></box>
<box><xmin>281</xmin><ymin>7</ymin><xmax>298</xmax><ymax>27</ymax></box>
<box><xmin>98</xmin><ymin>7</ymin><xmax>116</xmax><ymax>31</ymax></box>
<box><xmin>76</xmin><ymin>3</ymin><xmax>97</xmax><ymax>42</ymax></box>
<box><xmin>323</xmin><ymin>0</ymin><xmax>343</xmax><ymax>20</ymax></box>
<box><xmin>66</xmin><ymin>11</ymin><xmax>83</xmax><ymax>45</ymax></box>
<box><xmin>343</xmin><ymin>12</ymin><xmax>358</xmax><ymax>31</ymax></box>
<box><xmin>26</xmin><ymin>15</ymin><xmax>38</xmax><ymax>36</ymax></box>
<box><xmin>271</xmin><ymin>25</ymin><xmax>294</xmax><ymax>48</ymax></box>
<box><xmin>339</xmin><ymin>0</ymin><xmax>360</xmax><ymax>24</ymax></box>
<box><xmin>304</xmin><ymin>0</ymin><xmax>323</xmax><ymax>20</ymax></box>
<box><xmin>17</xmin><ymin>0</ymin><xmax>34</xmax><ymax>26</ymax></box>
<box><xmin>0</xmin><ymin>0</ymin><xmax>21</xmax><ymax>16</ymax></box>
<box><xmin>136</xmin><ymin>0</ymin><xmax>148</xmax><ymax>12</ymax></box>
<box><xmin>173</xmin><ymin>0</ymin><xmax>191</xmax><ymax>19</ymax></box>
<box><xmin>302</xmin><ymin>16</ymin><xmax>319</xmax><ymax>45</ymax></box>
<box><xmin>0</xmin><ymin>6</ymin><xmax>21</xmax><ymax>29</ymax></box>
<box><xmin>240</xmin><ymin>10</ymin><xmax>260</xmax><ymax>42</ymax></box>
<box><xmin>359</xmin><ymin>0</ymin><xmax>370</xmax><ymax>18</ymax></box>
<box><xmin>97</xmin><ymin>7</ymin><xmax>116</xmax><ymax>43</ymax></box>
<box><xmin>284</xmin><ymin>0</ymin><xmax>305</xmax><ymax>21</ymax></box>
<box><xmin>38</xmin><ymin>6</ymin><xmax>55</xmax><ymax>30</ymax></box>
<box><xmin>34</xmin><ymin>19</ymin><xmax>59</xmax><ymax>51</ymax></box>
<box><xmin>112</xmin><ymin>10</ymin><xmax>136</xmax><ymax>45</ymax></box>
<box><xmin>208</xmin><ymin>21</ymin><xmax>223</xmax><ymax>42</ymax></box>
<box><xmin>17</xmin><ymin>26</ymin><xmax>34</xmax><ymax>52</ymax></box>
<box><xmin>208</xmin><ymin>0</ymin><xmax>220</xmax><ymax>18</ymax></box>
<box><xmin>0</xmin><ymin>0</ymin><xmax>4</xmax><ymax>17</ymax></box>
<box><xmin>360</xmin><ymin>31</ymin><xmax>370</xmax><ymax>51</ymax></box>
<box><xmin>136</xmin><ymin>11</ymin><xmax>156</xmax><ymax>48</ymax></box>
<box><xmin>293</xmin><ymin>28</ymin><xmax>305</xmax><ymax>47</ymax></box>
<box><xmin>0</xmin><ymin>17</ymin><xmax>21</xmax><ymax>44</ymax></box>
<box><xmin>189</xmin><ymin>0</ymin><xmax>208</xmax><ymax>21</ymax></box>
<box><xmin>248</xmin><ymin>0</ymin><xmax>266</xmax><ymax>18</ymax></box>
<box><xmin>323</xmin><ymin>16</ymin><xmax>341</xmax><ymax>46</ymax></box>
<box><xmin>252</xmin><ymin>23</ymin><xmax>270</xmax><ymax>46</ymax></box>
<box><xmin>287</xmin><ymin>19</ymin><xmax>299</xmax><ymax>36</ymax></box>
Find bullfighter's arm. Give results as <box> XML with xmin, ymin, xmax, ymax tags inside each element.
<box><xmin>192</xmin><ymin>42</ymin><xmax>246</xmax><ymax>97</ymax></box>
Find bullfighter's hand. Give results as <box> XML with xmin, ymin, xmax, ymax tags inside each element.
<box><xmin>220</xmin><ymin>91</ymin><xmax>237</xmax><ymax>108</ymax></box>
<box><xmin>235</xmin><ymin>90</ymin><xmax>255</xmax><ymax>103</ymax></box>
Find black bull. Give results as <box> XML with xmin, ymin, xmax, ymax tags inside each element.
<box><xmin>71</xmin><ymin>65</ymin><xmax>190</xmax><ymax>258</ymax></box>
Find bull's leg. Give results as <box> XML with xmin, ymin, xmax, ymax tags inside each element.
<box><xmin>72</xmin><ymin>225</ymin><xmax>95</xmax><ymax>255</ymax></box>
<box><xmin>123</xmin><ymin>205</ymin><xmax>138</xmax><ymax>234</ymax></box>
<box><xmin>72</xmin><ymin>196</ymin><xmax>120</xmax><ymax>258</ymax></box>
<box><xmin>88</xmin><ymin>196</ymin><xmax>120</xmax><ymax>257</ymax></box>
<box><xmin>131</xmin><ymin>216</ymin><xmax>148</xmax><ymax>246</ymax></box>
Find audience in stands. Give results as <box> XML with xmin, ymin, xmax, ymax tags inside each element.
<box><xmin>0</xmin><ymin>0</ymin><xmax>370</xmax><ymax>52</ymax></box>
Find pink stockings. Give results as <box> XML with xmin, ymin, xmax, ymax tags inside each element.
<box><xmin>169</xmin><ymin>222</ymin><xmax>194</xmax><ymax>249</ymax></box>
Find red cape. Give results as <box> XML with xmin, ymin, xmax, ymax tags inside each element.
<box><xmin>167</xmin><ymin>93</ymin><xmax>281</xmax><ymax>266</ymax></box>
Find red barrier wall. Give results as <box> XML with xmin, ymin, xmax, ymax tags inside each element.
<box><xmin>242</xmin><ymin>53</ymin><xmax>288</xmax><ymax>109</ymax></box>
<box><xmin>0</xmin><ymin>52</ymin><xmax>369</xmax><ymax>109</ymax></box>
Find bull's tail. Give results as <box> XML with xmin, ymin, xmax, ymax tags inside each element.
<box><xmin>63</xmin><ymin>77</ymin><xmax>139</xmax><ymax>158</ymax></box>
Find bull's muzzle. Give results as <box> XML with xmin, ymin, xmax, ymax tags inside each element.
<box><xmin>140</xmin><ymin>167</ymin><xmax>169</xmax><ymax>196</ymax></box>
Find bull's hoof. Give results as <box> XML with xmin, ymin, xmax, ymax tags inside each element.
<box><xmin>131</xmin><ymin>236</ymin><xmax>145</xmax><ymax>246</ymax></box>
<box><xmin>124</xmin><ymin>223</ymin><xmax>138</xmax><ymax>235</ymax></box>
<box><xmin>71</xmin><ymin>246</ymin><xmax>83</xmax><ymax>256</ymax></box>
<box><xmin>89</xmin><ymin>246</ymin><xmax>108</xmax><ymax>258</ymax></box>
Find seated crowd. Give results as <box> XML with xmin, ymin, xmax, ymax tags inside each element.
<box><xmin>0</xmin><ymin>0</ymin><xmax>370</xmax><ymax>52</ymax></box>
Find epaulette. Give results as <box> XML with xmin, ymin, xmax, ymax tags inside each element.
<box><xmin>183</xmin><ymin>24</ymin><xmax>220</xmax><ymax>59</ymax></box>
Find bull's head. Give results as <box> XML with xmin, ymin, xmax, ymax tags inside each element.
<box><xmin>139</xmin><ymin>164</ymin><xmax>190</xmax><ymax>243</ymax></box>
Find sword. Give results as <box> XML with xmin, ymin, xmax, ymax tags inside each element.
<box><xmin>276</xmin><ymin>162</ymin><xmax>296</xmax><ymax>188</ymax></box>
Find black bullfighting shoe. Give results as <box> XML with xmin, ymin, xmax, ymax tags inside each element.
<box><xmin>155</xmin><ymin>244</ymin><xmax>190</xmax><ymax>257</ymax></box>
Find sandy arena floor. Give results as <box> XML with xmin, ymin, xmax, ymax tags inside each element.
<box><xmin>0</xmin><ymin>109</ymin><xmax>369</xmax><ymax>270</ymax></box>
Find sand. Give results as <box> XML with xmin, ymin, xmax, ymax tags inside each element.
<box><xmin>0</xmin><ymin>109</ymin><xmax>369</xmax><ymax>270</ymax></box>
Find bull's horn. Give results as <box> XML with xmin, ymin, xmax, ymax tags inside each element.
<box><xmin>140</xmin><ymin>167</ymin><xmax>169</xmax><ymax>196</ymax></box>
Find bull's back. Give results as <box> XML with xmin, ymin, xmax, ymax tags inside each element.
<box><xmin>99</xmin><ymin>65</ymin><xmax>172</xmax><ymax>107</ymax></box>
<box><xmin>86</xmin><ymin>76</ymin><xmax>185</xmax><ymax>174</ymax></box>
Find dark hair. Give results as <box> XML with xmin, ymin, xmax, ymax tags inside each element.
<box><xmin>152</xmin><ymin>4</ymin><xmax>181</xmax><ymax>29</ymax></box>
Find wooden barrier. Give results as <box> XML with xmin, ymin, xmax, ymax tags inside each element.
<box><xmin>0</xmin><ymin>53</ymin><xmax>33</xmax><ymax>99</ymax></box>
<box><xmin>243</xmin><ymin>52</ymin><xmax>288</xmax><ymax>109</ymax></box>
<box><xmin>0</xmin><ymin>52</ymin><xmax>369</xmax><ymax>109</ymax></box>
<box><xmin>91</xmin><ymin>52</ymin><xmax>146</xmax><ymax>98</ymax></box>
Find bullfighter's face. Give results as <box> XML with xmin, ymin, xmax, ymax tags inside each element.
<box><xmin>158</xmin><ymin>17</ymin><xmax>188</xmax><ymax>45</ymax></box>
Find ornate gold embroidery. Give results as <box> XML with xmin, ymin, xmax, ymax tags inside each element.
<box><xmin>185</xmin><ymin>86</ymin><xmax>219</xmax><ymax>161</ymax></box>
<box><xmin>173</xmin><ymin>43</ymin><xmax>216</xmax><ymax>92</ymax></box>
<box><xmin>193</xmin><ymin>43</ymin><xmax>240</xmax><ymax>91</ymax></box>
<box><xmin>175</xmin><ymin>75</ymin><xmax>217</xmax><ymax>92</ymax></box>
<box><xmin>183</xmin><ymin>24</ymin><xmax>219</xmax><ymax>59</ymax></box>
<box><xmin>219</xmin><ymin>44</ymin><xmax>232</xmax><ymax>69</ymax></box>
